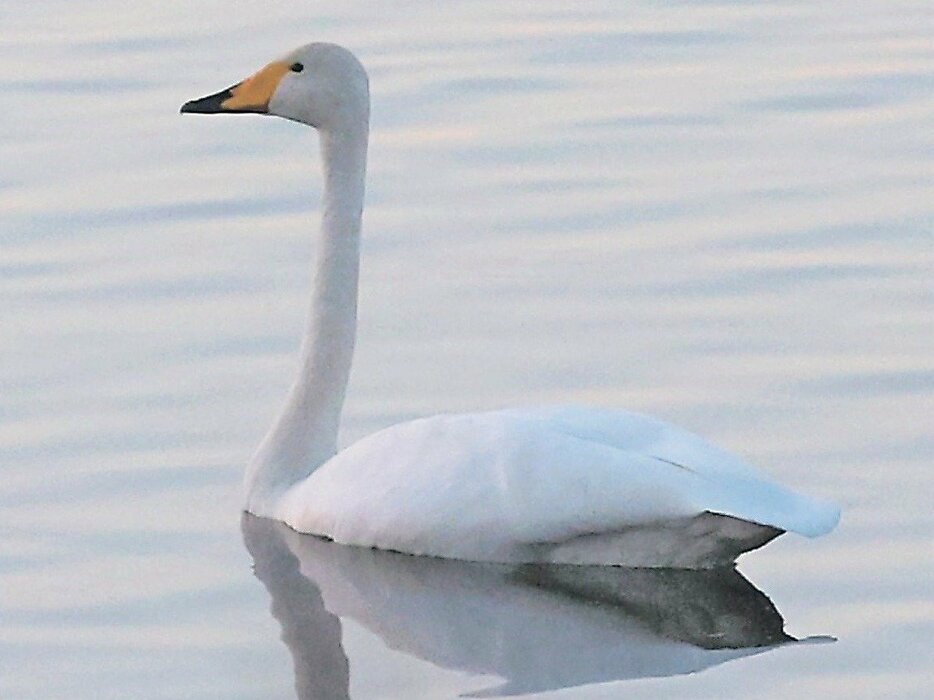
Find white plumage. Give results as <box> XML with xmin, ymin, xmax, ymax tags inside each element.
<box><xmin>183</xmin><ymin>43</ymin><xmax>839</xmax><ymax>568</ymax></box>
<box><xmin>277</xmin><ymin>407</ymin><xmax>839</xmax><ymax>566</ymax></box>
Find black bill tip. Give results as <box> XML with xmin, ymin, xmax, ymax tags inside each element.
<box><xmin>180</xmin><ymin>87</ymin><xmax>235</xmax><ymax>114</ymax></box>
<box><xmin>180</xmin><ymin>85</ymin><xmax>266</xmax><ymax>115</ymax></box>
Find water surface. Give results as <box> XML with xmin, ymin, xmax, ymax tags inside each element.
<box><xmin>1</xmin><ymin>1</ymin><xmax>932</xmax><ymax>698</ymax></box>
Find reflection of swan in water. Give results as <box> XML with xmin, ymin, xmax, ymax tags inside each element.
<box><xmin>244</xmin><ymin>516</ymin><xmax>350</xmax><ymax>699</ymax></box>
<box><xmin>243</xmin><ymin>515</ymin><xmax>823</xmax><ymax>699</ymax></box>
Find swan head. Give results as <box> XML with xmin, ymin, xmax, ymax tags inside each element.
<box><xmin>181</xmin><ymin>42</ymin><xmax>369</xmax><ymax>131</ymax></box>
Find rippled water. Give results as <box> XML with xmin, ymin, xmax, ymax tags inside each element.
<box><xmin>2</xmin><ymin>2</ymin><xmax>932</xmax><ymax>698</ymax></box>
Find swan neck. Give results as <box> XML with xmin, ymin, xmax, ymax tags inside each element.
<box><xmin>245</xmin><ymin>122</ymin><xmax>368</xmax><ymax>510</ymax></box>
<box><xmin>300</xmin><ymin>125</ymin><xmax>368</xmax><ymax>449</ymax></box>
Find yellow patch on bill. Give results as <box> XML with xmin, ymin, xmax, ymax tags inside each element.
<box><xmin>222</xmin><ymin>61</ymin><xmax>290</xmax><ymax>111</ymax></box>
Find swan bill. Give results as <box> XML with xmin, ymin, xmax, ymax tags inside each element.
<box><xmin>180</xmin><ymin>60</ymin><xmax>290</xmax><ymax>114</ymax></box>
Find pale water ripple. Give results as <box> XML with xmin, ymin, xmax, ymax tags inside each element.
<box><xmin>1</xmin><ymin>1</ymin><xmax>931</xmax><ymax>699</ymax></box>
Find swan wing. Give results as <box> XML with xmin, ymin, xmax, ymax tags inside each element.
<box><xmin>277</xmin><ymin>408</ymin><xmax>839</xmax><ymax>563</ymax></box>
<box><xmin>501</xmin><ymin>405</ymin><xmax>840</xmax><ymax>536</ymax></box>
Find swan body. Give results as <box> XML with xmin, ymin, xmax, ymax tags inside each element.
<box><xmin>276</xmin><ymin>406</ymin><xmax>838</xmax><ymax>566</ymax></box>
<box><xmin>182</xmin><ymin>43</ymin><xmax>839</xmax><ymax>568</ymax></box>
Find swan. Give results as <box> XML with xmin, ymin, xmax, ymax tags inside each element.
<box><xmin>181</xmin><ymin>42</ymin><xmax>840</xmax><ymax>568</ymax></box>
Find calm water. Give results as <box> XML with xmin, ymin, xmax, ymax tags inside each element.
<box><xmin>2</xmin><ymin>1</ymin><xmax>932</xmax><ymax>698</ymax></box>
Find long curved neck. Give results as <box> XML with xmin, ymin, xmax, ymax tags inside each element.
<box><xmin>245</xmin><ymin>123</ymin><xmax>368</xmax><ymax>511</ymax></box>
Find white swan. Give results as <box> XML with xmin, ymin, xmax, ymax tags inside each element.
<box><xmin>182</xmin><ymin>43</ymin><xmax>839</xmax><ymax>567</ymax></box>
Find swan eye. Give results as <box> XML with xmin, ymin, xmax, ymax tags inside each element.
<box><xmin>290</xmin><ymin>62</ymin><xmax>304</xmax><ymax>73</ymax></box>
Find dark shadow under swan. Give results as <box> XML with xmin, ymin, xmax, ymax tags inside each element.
<box><xmin>242</xmin><ymin>514</ymin><xmax>830</xmax><ymax>699</ymax></box>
